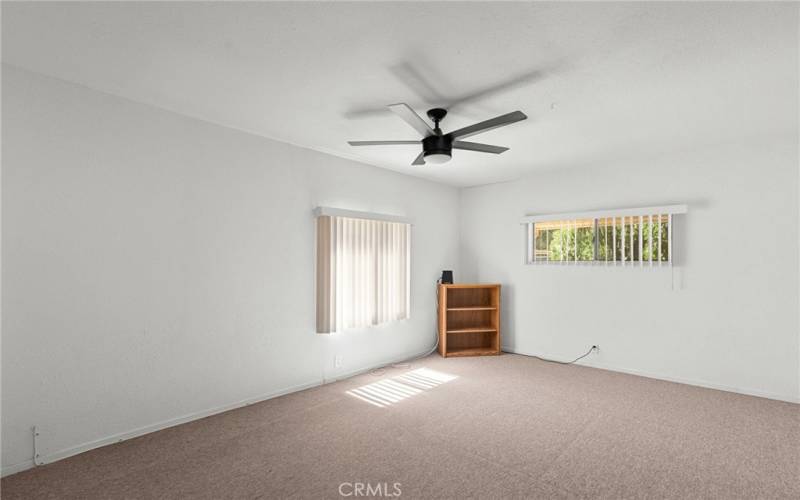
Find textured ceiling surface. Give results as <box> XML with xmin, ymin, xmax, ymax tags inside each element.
<box><xmin>2</xmin><ymin>2</ymin><xmax>797</xmax><ymax>186</ymax></box>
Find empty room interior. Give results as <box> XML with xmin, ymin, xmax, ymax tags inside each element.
<box><xmin>2</xmin><ymin>2</ymin><xmax>799</xmax><ymax>499</ymax></box>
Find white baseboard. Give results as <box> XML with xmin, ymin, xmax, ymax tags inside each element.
<box><xmin>1</xmin><ymin>379</ymin><xmax>323</xmax><ymax>478</ymax></box>
<box><xmin>502</xmin><ymin>347</ymin><xmax>800</xmax><ymax>404</ymax></box>
<box><xmin>1</xmin><ymin>460</ymin><xmax>36</xmax><ymax>477</ymax></box>
<box><xmin>1</xmin><ymin>345</ymin><xmax>435</xmax><ymax>478</ymax></box>
<box><xmin>13</xmin><ymin>343</ymin><xmax>788</xmax><ymax>478</ymax></box>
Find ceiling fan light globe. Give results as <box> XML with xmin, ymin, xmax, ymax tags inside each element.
<box><xmin>424</xmin><ymin>153</ymin><xmax>451</xmax><ymax>164</ymax></box>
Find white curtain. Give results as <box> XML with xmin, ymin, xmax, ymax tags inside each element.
<box><xmin>317</xmin><ymin>215</ymin><xmax>410</xmax><ymax>334</ymax></box>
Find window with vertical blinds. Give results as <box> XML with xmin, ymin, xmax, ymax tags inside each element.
<box><xmin>522</xmin><ymin>205</ymin><xmax>686</xmax><ymax>266</ymax></box>
<box><xmin>316</xmin><ymin>209</ymin><xmax>410</xmax><ymax>334</ymax></box>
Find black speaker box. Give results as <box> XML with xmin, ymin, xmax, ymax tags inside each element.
<box><xmin>440</xmin><ymin>270</ymin><xmax>453</xmax><ymax>284</ymax></box>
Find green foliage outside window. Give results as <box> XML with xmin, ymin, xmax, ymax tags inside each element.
<box><xmin>533</xmin><ymin>216</ymin><xmax>669</xmax><ymax>263</ymax></box>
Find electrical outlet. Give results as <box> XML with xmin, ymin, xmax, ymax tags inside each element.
<box><xmin>334</xmin><ymin>355</ymin><xmax>343</xmax><ymax>368</ymax></box>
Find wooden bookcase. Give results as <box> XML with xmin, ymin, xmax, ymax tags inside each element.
<box><xmin>437</xmin><ymin>284</ymin><xmax>501</xmax><ymax>357</ymax></box>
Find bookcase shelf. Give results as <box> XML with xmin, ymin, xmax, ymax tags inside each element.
<box><xmin>445</xmin><ymin>346</ymin><xmax>499</xmax><ymax>357</ymax></box>
<box><xmin>446</xmin><ymin>327</ymin><xmax>497</xmax><ymax>334</ymax></box>
<box><xmin>438</xmin><ymin>284</ymin><xmax>501</xmax><ymax>358</ymax></box>
<box><xmin>446</xmin><ymin>306</ymin><xmax>497</xmax><ymax>311</ymax></box>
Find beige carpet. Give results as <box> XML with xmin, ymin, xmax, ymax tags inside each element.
<box><xmin>2</xmin><ymin>354</ymin><xmax>799</xmax><ymax>499</ymax></box>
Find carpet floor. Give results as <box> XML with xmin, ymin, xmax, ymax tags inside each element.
<box><xmin>2</xmin><ymin>354</ymin><xmax>799</xmax><ymax>499</ymax></box>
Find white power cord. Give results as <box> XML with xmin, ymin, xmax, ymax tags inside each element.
<box><xmin>512</xmin><ymin>345</ymin><xmax>597</xmax><ymax>365</ymax></box>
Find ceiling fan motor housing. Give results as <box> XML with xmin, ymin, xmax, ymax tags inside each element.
<box><xmin>422</xmin><ymin>134</ymin><xmax>452</xmax><ymax>159</ymax></box>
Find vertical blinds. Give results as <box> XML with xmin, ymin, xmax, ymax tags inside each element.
<box><xmin>316</xmin><ymin>215</ymin><xmax>410</xmax><ymax>334</ymax></box>
<box><xmin>521</xmin><ymin>205</ymin><xmax>686</xmax><ymax>265</ymax></box>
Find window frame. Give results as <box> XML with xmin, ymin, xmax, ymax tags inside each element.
<box><xmin>521</xmin><ymin>205</ymin><xmax>687</xmax><ymax>266</ymax></box>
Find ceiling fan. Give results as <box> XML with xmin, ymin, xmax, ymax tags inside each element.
<box><xmin>347</xmin><ymin>104</ymin><xmax>527</xmax><ymax>165</ymax></box>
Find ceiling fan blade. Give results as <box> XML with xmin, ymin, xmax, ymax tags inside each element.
<box><xmin>348</xmin><ymin>140</ymin><xmax>419</xmax><ymax>146</ymax></box>
<box><xmin>388</xmin><ymin>103</ymin><xmax>435</xmax><ymax>137</ymax></box>
<box><xmin>446</xmin><ymin>71</ymin><xmax>546</xmax><ymax>110</ymax></box>
<box><xmin>452</xmin><ymin>141</ymin><xmax>509</xmax><ymax>154</ymax></box>
<box><xmin>411</xmin><ymin>152</ymin><xmax>426</xmax><ymax>166</ymax></box>
<box><xmin>390</xmin><ymin>62</ymin><xmax>445</xmax><ymax>105</ymax></box>
<box><xmin>447</xmin><ymin>111</ymin><xmax>527</xmax><ymax>139</ymax></box>
<box><xmin>446</xmin><ymin>60</ymin><xmax>567</xmax><ymax>111</ymax></box>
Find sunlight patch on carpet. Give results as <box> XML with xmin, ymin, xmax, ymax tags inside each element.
<box><xmin>346</xmin><ymin>368</ymin><xmax>458</xmax><ymax>408</ymax></box>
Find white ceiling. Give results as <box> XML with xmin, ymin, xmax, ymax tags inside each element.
<box><xmin>2</xmin><ymin>2</ymin><xmax>797</xmax><ymax>187</ymax></box>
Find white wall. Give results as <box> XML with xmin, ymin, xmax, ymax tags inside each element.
<box><xmin>1</xmin><ymin>66</ymin><xmax>460</xmax><ymax>473</ymax></box>
<box><xmin>3</xmin><ymin>51</ymin><xmax>799</xmax><ymax>476</ymax></box>
<box><xmin>460</xmin><ymin>137</ymin><xmax>800</xmax><ymax>403</ymax></box>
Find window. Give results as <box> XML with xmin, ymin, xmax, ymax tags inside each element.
<box><xmin>522</xmin><ymin>205</ymin><xmax>686</xmax><ymax>265</ymax></box>
<box><xmin>315</xmin><ymin>208</ymin><xmax>410</xmax><ymax>333</ymax></box>
<box><xmin>533</xmin><ymin>218</ymin><xmax>595</xmax><ymax>262</ymax></box>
